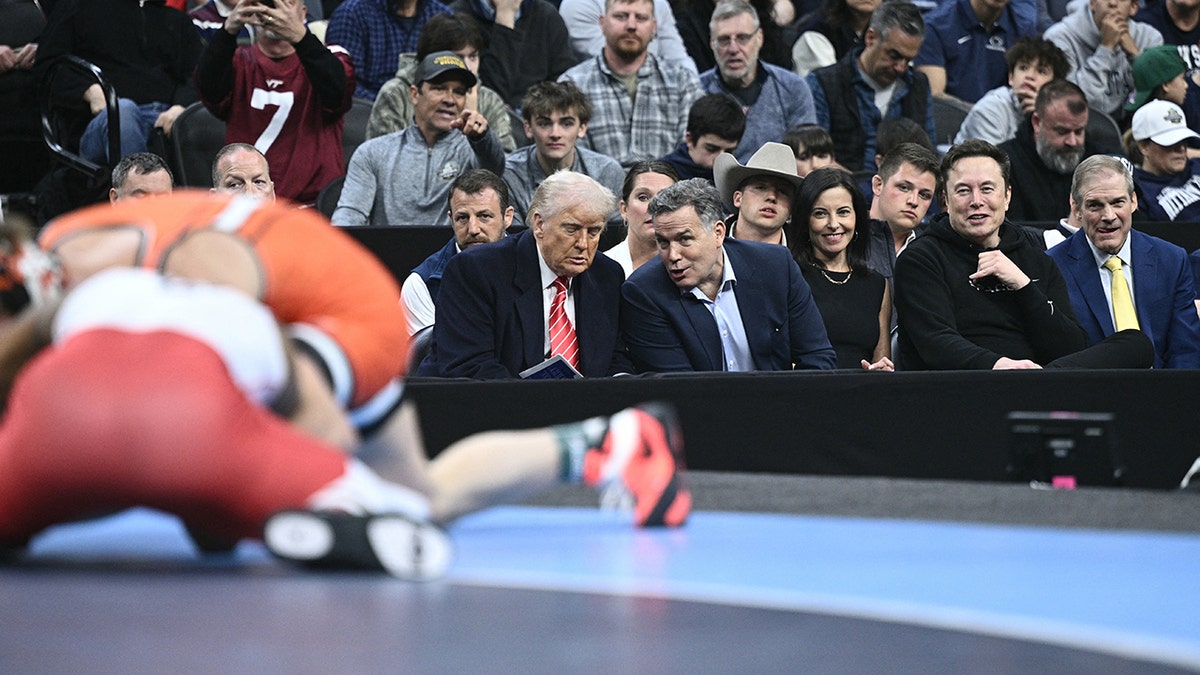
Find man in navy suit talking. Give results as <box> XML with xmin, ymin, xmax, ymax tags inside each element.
<box><xmin>1048</xmin><ymin>155</ymin><xmax>1200</xmax><ymax>369</ymax></box>
<box><xmin>419</xmin><ymin>170</ymin><xmax>632</xmax><ymax>378</ymax></box>
<box><xmin>620</xmin><ymin>178</ymin><xmax>836</xmax><ymax>372</ymax></box>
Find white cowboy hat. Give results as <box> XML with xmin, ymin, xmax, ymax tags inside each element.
<box><xmin>713</xmin><ymin>142</ymin><xmax>804</xmax><ymax>209</ymax></box>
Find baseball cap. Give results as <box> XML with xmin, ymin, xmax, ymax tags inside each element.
<box><xmin>415</xmin><ymin>51</ymin><xmax>478</xmax><ymax>88</ymax></box>
<box><xmin>1126</xmin><ymin>45</ymin><xmax>1187</xmax><ymax>111</ymax></box>
<box><xmin>1131</xmin><ymin>100</ymin><xmax>1200</xmax><ymax>147</ymax></box>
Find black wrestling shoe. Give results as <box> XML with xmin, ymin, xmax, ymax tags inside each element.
<box><xmin>0</xmin><ymin>543</ymin><xmax>21</xmax><ymax>564</ymax></box>
<box><xmin>185</xmin><ymin>524</ymin><xmax>239</xmax><ymax>555</ymax></box>
<box><xmin>263</xmin><ymin>511</ymin><xmax>452</xmax><ymax>581</ymax></box>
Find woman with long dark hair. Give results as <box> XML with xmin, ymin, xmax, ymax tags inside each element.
<box><xmin>788</xmin><ymin>167</ymin><xmax>892</xmax><ymax>370</ymax></box>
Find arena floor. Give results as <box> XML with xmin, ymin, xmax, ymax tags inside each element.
<box><xmin>4</xmin><ymin>473</ymin><xmax>1199</xmax><ymax>674</ymax></box>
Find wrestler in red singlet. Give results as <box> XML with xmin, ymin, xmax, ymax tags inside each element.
<box><xmin>0</xmin><ymin>268</ymin><xmax>429</xmax><ymax>548</ymax></box>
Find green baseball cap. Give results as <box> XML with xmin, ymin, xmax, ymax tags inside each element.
<box><xmin>1127</xmin><ymin>45</ymin><xmax>1187</xmax><ymax>112</ymax></box>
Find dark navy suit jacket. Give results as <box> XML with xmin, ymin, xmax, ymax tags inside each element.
<box><xmin>1048</xmin><ymin>229</ymin><xmax>1200</xmax><ymax>369</ymax></box>
<box><xmin>620</xmin><ymin>238</ymin><xmax>837</xmax><ymax>372</ymax></box>
<box><xmin>418</xmin><ymin>230</ymin><xmax>632</xmax><ymax>378</ymax></box>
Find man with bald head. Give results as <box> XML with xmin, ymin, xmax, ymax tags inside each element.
<box><xmin>212</xmin><ymin>143</ymin><xmax>277</xmax><ymax>200</ymax></box>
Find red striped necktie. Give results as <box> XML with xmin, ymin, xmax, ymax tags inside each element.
<box><xmin>549</xmin><ymin>276</ymin><xmax>579</xmax><ymax>369</ymax></box>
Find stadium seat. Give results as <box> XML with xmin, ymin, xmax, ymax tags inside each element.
<box><xmin>170</xmin><ymin>102</ymin><xmax>227</xmax><ymax>188</ymax></box>
<box><xmin>932</xmin><ymin>97</ymin><xmax>973</xmax><ymax>150</ymax></box>
<box><xmin>1086</xmin><ymin>107</ymin><xmax>1123</xmax><ymax>156</ymax></box>
<box><xmin>407</xmin><ymin>326</ymin><xmax>434</xmax><ymax>375</ymax></box>
<box><xmin>342</xmin><ymin>97</ymin><xmax>373</xmax><ymax>167</ymax></box>
<box><xmin>315</xmin><ymin>174</ymin><xmax>344</xmax><ymax>219</ymax></box>
<box><xmin>35</xmin><ymin>55</ymin><xmax>121</xmax><ymax>221</ymax></box>
<box><xmin>509</xmin><ymin>108</ymin><xmax>530</xmax><ymax>148</ymax></box>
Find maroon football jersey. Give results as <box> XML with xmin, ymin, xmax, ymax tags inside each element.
<box><xmin>210</xmin><ymin>44</ymin><xmax>354</xmax><ymax>204</ymax></box>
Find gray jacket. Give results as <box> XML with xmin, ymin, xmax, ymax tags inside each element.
<box><xmin>955</xmin><ymin>86</ymin><xmax>1023</xmax><ymax>145</ymax></box>
<box><xmin>1044</xmin><ymin>5</ymin><xmax>1161</xmax><ymax>115</ymax></box>
<box><xmin>333</xmin><ymin>125</ymin><xmax>506</xmax><ymax>227</ymax></box>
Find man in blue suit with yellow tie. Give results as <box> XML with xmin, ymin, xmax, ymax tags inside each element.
<box><xmin>620</xmin><ymin>178</ymin><xmax>836</xmax><ymax>372</ymax></box>
<box><xmin>1048</xmin><ymin>155</ymin><xmax>1200</xmax><ymax>369</ymax></box>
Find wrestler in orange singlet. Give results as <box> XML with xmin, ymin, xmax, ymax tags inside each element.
<box><xmin>40</xmin><ymin>191</ymin><xmax>407</xmax><ymax>420</ymax></box>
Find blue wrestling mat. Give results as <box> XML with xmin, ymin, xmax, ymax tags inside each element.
<box><xmin>4</xmin><ymin>476</ymin><xmax>1199</xmax><ymax>673</ymax></box>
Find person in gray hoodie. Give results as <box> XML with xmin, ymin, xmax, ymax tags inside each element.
<box><xmin>1044</xmin><ymin>0</ymin><xmax>1162</xmax><ymax>117</ymax></box>
<box><xmin>332</xmin><ymin>51</ymin><xmax>505</xmax><ymax>227</ymax></box>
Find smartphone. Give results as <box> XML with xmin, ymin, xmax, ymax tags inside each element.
<box><xmin>261</xmin><ymin>0</ymin><xmax>276</xmax><ymax>7</ymax></box>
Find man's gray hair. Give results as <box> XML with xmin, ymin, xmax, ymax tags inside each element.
<box><xmin>529</xmin><ymin>170</ymin><xmax>617</xmax><ymax>224</ymax></box>
<box><xmin>709</xmin><ymin>0</ymin><xmax>758</xmax><ymax>33</ymax></box>
<box><xmin>112</xmin><ymin>152</ymin><xmax>173</xmax><ymax>190</ymax></box>
<box><xmin>647</xmin><ymin>178</ymin><xmax>726</xmax><ymax>233</ymax></box>
<box><xmin>1071</xmin><ymin>155</ymin><xmax>1135</xmax><ymax>208</ymax></box>
<box><xmin>869</xmin><ymin>1</ymin><xmax>924</xmax><ymax>42</ymax></box>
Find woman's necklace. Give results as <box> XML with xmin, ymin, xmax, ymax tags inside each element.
<box><xmin>820</xmin><ymin>269</ymin><xmax>852</xmax><ymax>285</ymax></box>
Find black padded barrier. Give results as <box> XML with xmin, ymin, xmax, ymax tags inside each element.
<box><xmin>405</xmin><ymin>369</ymin><xmax>1200</xmax><ymax>489</ymax></box>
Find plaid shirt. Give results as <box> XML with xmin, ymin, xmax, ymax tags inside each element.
<box><xmin>326</xmin><ymin>0</ymin><xmax>452</xmax><ymax>101</ymax></box>
<box><xmin>560</xmin><ymin>53</ymin><xmax>701</xmax><ymax>167</ymax></box>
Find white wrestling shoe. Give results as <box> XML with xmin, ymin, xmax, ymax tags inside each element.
<box><xmin>263</xmin><ymin>511</ymin><xmax>452</xmax><ymax>581</ymax></box>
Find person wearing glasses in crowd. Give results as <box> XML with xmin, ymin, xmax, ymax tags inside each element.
<box><xmin>699</xmin><ymin>0</ymin><xmax>816</xmax><ymax>163</ymax></box>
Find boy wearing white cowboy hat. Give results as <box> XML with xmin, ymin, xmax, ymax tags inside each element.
<box><xmin>712</xmin><ymin>141</ymin><xmax>805</xmax><ymax>245</ymax></box>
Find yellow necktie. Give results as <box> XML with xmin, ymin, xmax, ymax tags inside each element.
<box><xmin>1104</xmin><ymin>256</ymin><xmax>1139</xmax><ymax>331</ymax></box>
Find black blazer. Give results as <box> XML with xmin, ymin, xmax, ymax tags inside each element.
<box><xmin>419</xmin><ymin>230</ymin><xmax>632</xmax><ymax>379</ymax></box>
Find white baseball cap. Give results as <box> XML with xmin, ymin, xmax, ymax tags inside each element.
<box><xmin>1131</xmin><ymin>100</ymin><xmax>1200</xmax><ymax>146</ymax></box>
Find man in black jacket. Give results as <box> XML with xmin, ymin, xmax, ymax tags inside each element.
<box><xmin>894</xmin><ymin>139</ymin><xmax>1152</xmax><ymax>370</ymax></box>
<box><xmin>999</xmin><ymin>79</ymin><xmax>1113</xmax><ymax>223</ymax></box>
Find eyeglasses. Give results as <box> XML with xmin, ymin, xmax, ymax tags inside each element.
<box><xmin>713</xmin><ymin>30</ymin><xmax>758</xmax><ymax>49</ymax></box>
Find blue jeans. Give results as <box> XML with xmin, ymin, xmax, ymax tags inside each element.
<box><xmin>78</xmin><ymin>99</ymin><xmax>169</xmax><ymax>164</ymax></box>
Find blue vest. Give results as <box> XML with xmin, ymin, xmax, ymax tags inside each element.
<box><xmin>412</xmin><ymin>238</ymin><xmax>459</xmax><ymax>306</ymax></box>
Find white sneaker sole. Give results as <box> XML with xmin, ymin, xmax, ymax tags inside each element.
<box><xmin>263</xmin><ymin>511</ymin><xmax>335</xmax><ymax>561</ymax></box>
<box><xmin>263</xmin><ymin>511</ymin><xmax>453</xmax><ymax>581</ymax></box>
<box><xmin>368</xmin><ymin>516</ymin><xmax>453</xmax><ymax>581</ymax></box>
